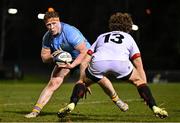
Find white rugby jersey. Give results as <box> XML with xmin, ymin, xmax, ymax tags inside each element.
<box><xmin>88</xmin><ymin>31</ymin><xmax>141</xmax><ymax>61</ymax></box>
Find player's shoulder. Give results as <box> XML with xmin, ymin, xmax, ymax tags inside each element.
<box><xmin>42</xmin><ymin>31</ymin><xmax>51</xmax><ymax>41</ymax></box>
<box><xmin>97</xmin><ymin>31</ymin><xmax>133</xmax><ymax>38</ymax></box>
<box><xmin>113</xmin><ymin>31</ymin><xmax>131</xmax><ymax>36</ymax></box>
<box><xmin>115</xmin><ymin>31</ymin><xmax>134</xmax><ymax>40</ymax></box>
<box><xmin>97</xmin><ymin>32</ymin><xmax>111</xmax><ymax>39</ymax></box>
<box><xmin>61</xmin><ymin>22</ymin><xmax>78</xmax><ymax>32</ymax></box>
<box><xmin>61</xmin><ymin>22</ymin><xmax>71</xmax><ymax>28</ymax></box>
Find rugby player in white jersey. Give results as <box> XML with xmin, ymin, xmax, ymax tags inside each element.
<box><xmin>58</xmin><ymin>12</ymin><xmax>168</xmax><ymax>119</ymax></box>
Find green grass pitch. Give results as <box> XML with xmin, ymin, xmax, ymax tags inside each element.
<box><xmin>0</xmin><ymin>75</ymin><xmax>180</xmax><ymax>122</ymax></box>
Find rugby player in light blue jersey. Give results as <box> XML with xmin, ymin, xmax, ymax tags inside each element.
<box><xmin>25</xmin><ymin>9</ymin><xmax>91</xmax><ymax>118</ymax></box>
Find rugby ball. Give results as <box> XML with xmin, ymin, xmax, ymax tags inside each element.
<box><xmin>54</xmin><ymin>51</ymin><xmax>72</xmax><ymax>64</ymax></box>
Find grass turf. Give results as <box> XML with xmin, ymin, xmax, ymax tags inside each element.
<box><xmin>0</xmin><ymin>75</ymin><xmax>180</xmax><ymax>122</ymax></box>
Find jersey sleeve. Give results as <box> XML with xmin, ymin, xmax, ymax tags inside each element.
<box><xmin>42</xmin><ymin>31</ymin><xmax>51</xmax><ymax>49</ymax></box>
<box><xmin>128</xmin><ymin>36</ymin><xmax>141</xmax><ymax>60</ymax></box>
<box><xmin>63</xmin><ymin>24</ymin><xmax>86</xmax><ymax>47</ymax></box>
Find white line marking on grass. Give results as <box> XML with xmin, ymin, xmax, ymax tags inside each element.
<box><xmin>79</xmin><ymin>98</ymin><xmax>142</xmax><ymax>105</ymax></box>
<box><xmin>125</xmin><ymin>98</ymin><xmax>142</xmax><ymax>102</ymax></box>
<box><xmin>1</xmin><ymin>102</ymin><xmax>34</xmax><ymax>106</ymax></box>
<box><xmin>0</xmin><ymin>98</ymin><xmax>142</xmax><ymax>106</ymax></box>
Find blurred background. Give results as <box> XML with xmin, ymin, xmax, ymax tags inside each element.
<box><xmin>0</xmin><ymin>0</ymin><xmax>180</xmax><ymax>82</ymax></box>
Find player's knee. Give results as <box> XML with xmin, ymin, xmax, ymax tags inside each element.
<box><xmin>133</xmin><ymin>78</ymin><xmax>147</xmax><ymax>87</ymax></box>
<box><xmin>129</xmin><ymin>74</ymin><xmax>145</xmax><ymax>87</ymax></box>
<box><xmin>48</xmin><ymin>78</ymin><xmax>63</xmax><ymax>91</ymax></box>
<box><xmin>75</xmin><ymin>80</ymin><xmax>83</xmax><ymax>84</ymax></box>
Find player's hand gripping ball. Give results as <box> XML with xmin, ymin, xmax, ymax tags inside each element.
<box><xmin>53</xmin><ymin>51</ymin><xmax>72</xmax><ymax>65</ymax></box>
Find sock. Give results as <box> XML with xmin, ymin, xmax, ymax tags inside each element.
<box><xmin>32</xmin><ymin>103</ymin><xmax>43</xmax><ymax>113</ymax></box>
<box><xmin>137</xmin><ymin>84</ymin><xmax>157</xmax><ymax>109</ymax></box>
<box><xmin>70</xmin><ymin>83</ymin><xmax>86</xmax><ymax>105</ymax></box>
<box><xmin>111</xmin><ymin>93</ymin><xmax>125</xmax><ymax>105</ymax></box>
<box><xmin>111</xmin><ymin>93</ymin><xmax>119</xmax><ymax>103</ymax></box>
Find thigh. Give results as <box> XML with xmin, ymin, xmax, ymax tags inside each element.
<box><xmin>47</xmin><ymin>66</ymin><xmax>71</xmax><ymax>90</ymax></box>
<box><xmin>98</xmin><ymin>77</ymin><xmax>116</xmax><ymax>97</ymax></box>
<box><xmin>51</xmin><ymin>65</ymin><xmax>70</xmax><ymax>78</ymax></box>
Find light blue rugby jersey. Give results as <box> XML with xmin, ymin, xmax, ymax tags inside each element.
<box><xmin>42</xmin><ymin>22</ymin><xmax>91</xmax><ymax>58</ymax></box>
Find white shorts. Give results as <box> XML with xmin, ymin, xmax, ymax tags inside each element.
<box><xmin>88</xmin><ymin>60</ymin><xmax>133</xmax><ymax>80</ymax></box>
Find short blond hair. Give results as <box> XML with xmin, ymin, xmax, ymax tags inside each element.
<box><xmin>43</xmin><ymin>11</ymin><xmax>60</xmax><ymax>23</ymax></box>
